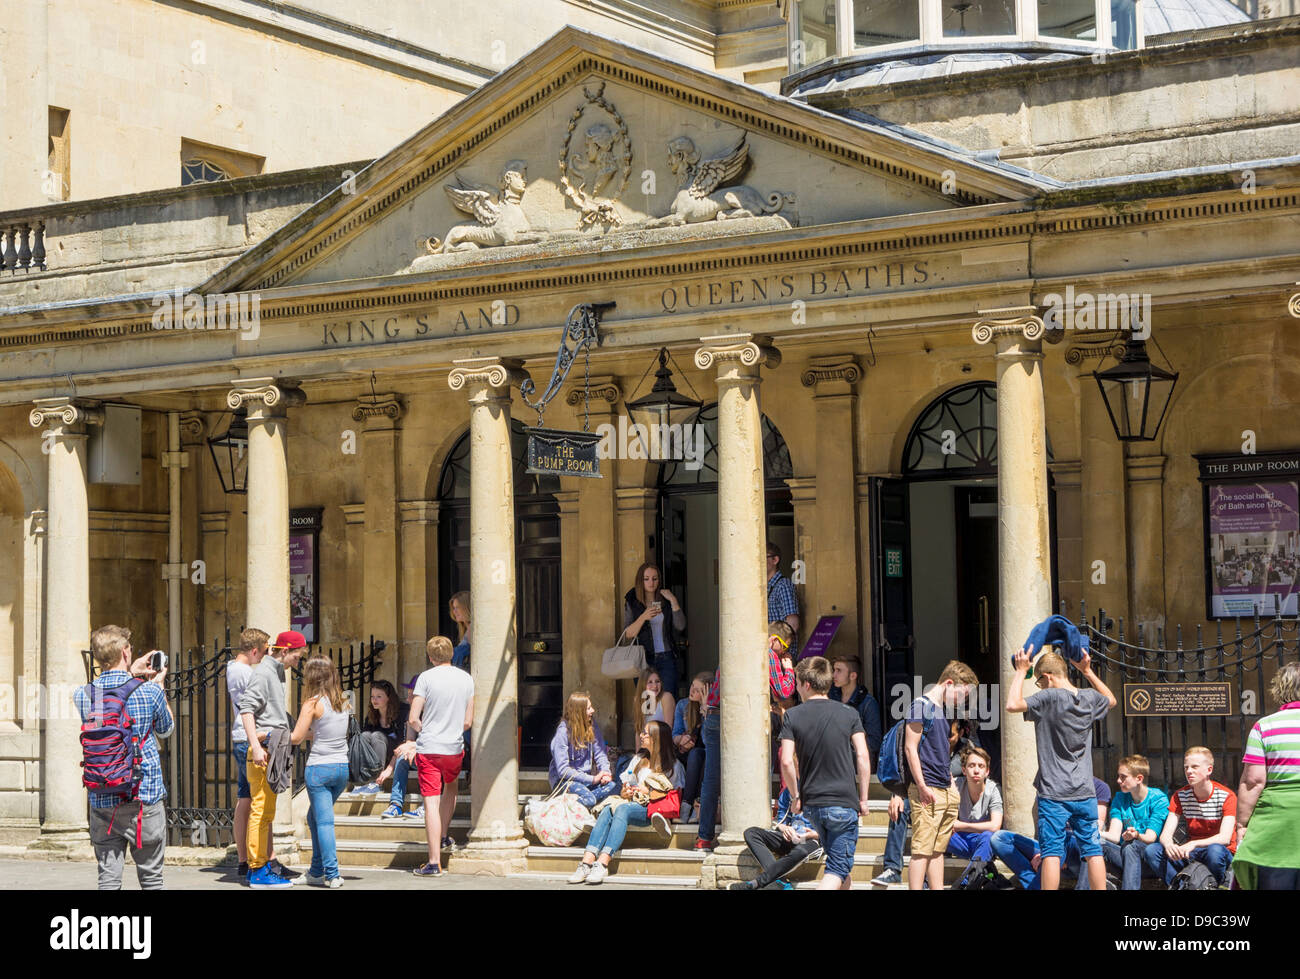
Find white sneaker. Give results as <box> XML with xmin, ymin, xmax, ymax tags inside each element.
<box><xmin>324</xmin><ymin>876</ymin><xmax>344</xmax><ymax>889</ymax></box>
<box><xmin>303</xmin><ymin>870</ymin><xmax>326</xmax><ymax>886</ymax></box>
<box><xmin>568</xmin><ymin>864</ymin><xmax>592</xmax><ymax>884</ymax></box>
<box><xmin>650</xmin><ymin>812</ymin><xmax>672</xmax><ymax>843</ymax></box>
<box><xmin>586</xmin><ymin>862</ymin><xmax>609</xmax><ymax>885</ymax></box>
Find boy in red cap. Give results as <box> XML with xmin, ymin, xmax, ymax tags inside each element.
<box><xmin>239</xmin><ymin>628</ymin><xmax>307</xmax><ymax>889</ymax></box>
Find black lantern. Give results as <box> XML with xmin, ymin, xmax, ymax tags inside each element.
<box><xmin>1093</xmin><ymin>337</ymin><xmax>1179</xmax><ymax>442</ymax></box>
<box><xmin>626</xmin><ymin>347</ymin><xmax>702</xmax><ymax>434</ymax></box>
<box><xmin>207</xmin><ymin>410</ymin><xmax>249</xmax><ymax>494</ymax></box>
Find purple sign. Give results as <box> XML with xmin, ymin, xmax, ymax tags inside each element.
<box><xmin>798</xmin><ymin>615</ymin><xmax>845</xmax><ymax>660</ymax></box>
<box><xmin>1208</xmin><ymin>480</ymin><xmax>1299</xmax><ymax>617</ymax></box>
<box><xmin>289</xmin><ymin>533</ymin><xmax>316</xmax><ymax>642</ymax></box>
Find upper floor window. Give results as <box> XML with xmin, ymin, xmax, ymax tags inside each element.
<box><xmin>181</xmin><ymin>159</ymin><xmax>230</xmax><ymax>185</ymax></box>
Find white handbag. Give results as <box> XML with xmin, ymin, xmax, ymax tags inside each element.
<box><xmin>524</xmin><ymin>779</ymin><xmax>591</xmax><ymax>847</ymax></box>
<box><xmin>601</xmin><ymin>633</ymin><xmax>647</xmax><ymax>679</ymax></box>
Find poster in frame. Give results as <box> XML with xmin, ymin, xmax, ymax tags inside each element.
<box><xmin>289</xmin><ymin>507</ymin><xmax>323</xmax><ymax>642</ymax></box>
<box><xmin>1196</xmin><ymin>451</ymin><xmax>1300</xmax><ymax>619</ymax></box>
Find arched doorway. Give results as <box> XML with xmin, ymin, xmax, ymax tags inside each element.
<box><xmin>436</xmin><ymin>420</ymin><xmax>562</xmax><ymax>768</ymax></box>
<box><xmin>873</xmin><ymin>382</ymin><xmax>1056</xmax><ymax>740</ymax></box>
<box><xmin>656</xmin><ymin>403</ymin><xmax>794</xmax><ymax>689</ymax></box>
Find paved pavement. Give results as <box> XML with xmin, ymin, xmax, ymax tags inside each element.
<box><xmin>0</xmin><ymin>858</ymin><xmax>692</xmax><ymax>891</ymax></box>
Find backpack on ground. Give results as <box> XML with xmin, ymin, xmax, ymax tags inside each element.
<box><xmin>876</xmin><ymin>699</ymin><xmax>935</xmax><ymax>794</ymax></box>
<box><xmin>79</xmin><ymin>677</ymin><xmax>147</xmax><ymax>846</ymax></box>
<box><xmin>1170</xmin><ymin>861</ymin><xmax>1219</xmax><ymax>890</ymax></box>
<box><xmin>952</xmin><ymin>857</ymin><xmax>1002</xmax><ymax>891</ymax></box>
<box><xmin>346</xmin><ymin>712</ymin><xmax>385</xmax><ymax>784</ymax></box>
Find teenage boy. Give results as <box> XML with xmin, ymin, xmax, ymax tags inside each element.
<box><xmin>394</xmin><ymin>635</ymin><xmax>475</xmax><ymax>878</ymax></box>
<box><xmin>946</xmin><ymin>745</ymin><xmax>1003</xmax><ymax>863</ymax></box>
<box><xmin>989</xmin><ymin>776</ymin><xmax>1112</xmax><ymax>890</ymax></box>
<box><xmin>1007</xmin><ymin>647</ymin><xmax>1116</xmax><ymax>890</ymax></box>
<box><xmin>779</xmin><ymin>656</ymin><xmax>871</xmax><ymax>890</ymax></box>
<box><xmin>227</xmin><ymin>628</ymin><xmax>277</xmax><ymax>879</ymax></box>
<box><xmin>903</xmin><ymin>659</ymin><xmax>978</xmax><ymax>891</ymax></box>
<box><xmin>1102</xmin><ymin>753</ymin><xmax>1169</xmax><ymax>890</ymax></box>
<box><xmin>239</xmin><ymin>628</ymin><xmax>307</xmax><ymax>890</ymax></box>
<box><xmin>830</xmin><ymin>655</ymin><xmax>883</xmax><ymax>766</ymax></box>
<box><xmin>73</xmin><ymin>625</ymin><xmax>173</xmax><ymax>890</ymax></box>
<box><xmin>731</xmin><ymin>786</ymin><xmax>823</xmax><ymax>890</ymax></box>
<box><xmin>1145</xmin><ymin>746</ymin><xmax>1237</xmax><ymax>886</ymax></box>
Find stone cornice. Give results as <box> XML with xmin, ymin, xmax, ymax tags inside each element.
<box><xmin>1126</xmin><ymin>454</ymin><xmax>1166</xmax><ymax>482</ymax></box>
<box><xmin>695</xmin><ymin>333</ymin><xmax>781</xmax><ymax>371</ymax></box>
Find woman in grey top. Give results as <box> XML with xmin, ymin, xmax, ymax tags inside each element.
<box><xmin>290</xmin><ymin>657</ymin><xmax>352</xmax><ymax>887</ymax></box>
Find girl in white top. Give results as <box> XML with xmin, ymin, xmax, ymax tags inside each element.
<box><xmin>290</xmin><ymin>657</ymin><xmax>352</xmax><ymax>887</ymax></box>
<box><xmin>640</xmin><ymin>667</ymin><xmax>675</xmax><ymax>727</ymax></box>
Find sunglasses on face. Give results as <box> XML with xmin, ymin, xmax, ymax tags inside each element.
<box><xmin>770</xmin><ymin>635</ymin><xmax>790</xmax><ymax>650</ymax></box>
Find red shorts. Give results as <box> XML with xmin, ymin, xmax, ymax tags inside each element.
<box><xmin>416</xmin><ymin>752</ymin><xmax>464</xmax><ymax>797</ymax></box>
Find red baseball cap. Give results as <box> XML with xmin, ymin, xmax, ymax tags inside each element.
<box><xmin>273</xmin><ymin>630</ymin><xmax>308</xmax><ymax>650</ymax></box>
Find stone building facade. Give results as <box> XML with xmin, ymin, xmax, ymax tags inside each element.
<box><xmin>1</xmin><ymin>5</ymin><xmax>1298</xmax><ymax>878</ymax></box>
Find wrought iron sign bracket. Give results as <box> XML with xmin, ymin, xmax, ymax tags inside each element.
<box><xmin>520</xmin><ymin>301</ymin><xmax>615</xmax><ymax>430</ymax></box>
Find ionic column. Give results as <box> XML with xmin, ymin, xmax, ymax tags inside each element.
<box><xmin>227</xmin><ymin>379</ymin><xmax>305</xmax><ymax>635</ymax></box>
<box><xmin>973</xmin><ymin>309</ymin><xmax>1050</xmax><ymax>835</ymax></box>
<box><xmin>695</xmin><ymin>333</ymin><xmax>781</xmax><ymax>845</ymax></box>
<box><xmin>29</xmin><ymin>397</ymin><xmax>103</xmax><ymax>844</ymax></box>
<box><xmin>353</xmin><ymin>394</ymin><xmax>404</xmax><ymax>682</ymax></box>
<box><xmin>447</xmin><ymin>357</ymin><xmax>531</xmax><ymax>874</ymax></box>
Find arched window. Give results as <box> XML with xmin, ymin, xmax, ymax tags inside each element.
<box><xmin>903</xmin><ymin>381</ymin><xmax>1053</xmax><ymax>478</ymax></box>
<box><xmin>657</xmin><ymin>403</ymin><xmax>793</xmax><ymax>488</ymax></box>
<box><xmin>437</xmin><ymin>420</ymin><xmax>560</xmax><ymax>500</ymax></box>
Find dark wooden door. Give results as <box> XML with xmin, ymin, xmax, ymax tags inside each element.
<box><xmin>871</xmin><ymin>477</ymin><xmax>913</xmax><ymax>712</ymax></box>
<box><xmin>954</xmin><ymin>485</ymin><xmax>999</xmax><ymax>693</ymax></box>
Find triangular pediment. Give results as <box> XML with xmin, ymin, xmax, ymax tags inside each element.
<box><xmin>202</xmin><ymin>28</ymin><xmax>1045</xmax><ymax>294</ymax></box>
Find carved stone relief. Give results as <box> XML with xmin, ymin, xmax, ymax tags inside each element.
<box><xmin>644</xmin><ymin>133</ymin><xmax>793</xmax><ymax>228</ymax></box>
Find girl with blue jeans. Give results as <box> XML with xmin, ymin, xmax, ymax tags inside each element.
<box><xmin>550</xmin><ymin>692</ymin><xmax>621</xmax><ymax>808</ymax></box>
<box><xmin>291</xmin><ymin>657</ymin><xmax>353</xmax><ymax>887</ymax></box>
<box><xmin>673</xmin><ymin>674</ymin><xmax>712</xmax><ymax>820</ymax></box>
<box><xmin>569</xmin><ymin>720</ymin><xmax>684</xmax><ymax>885</ymax></box>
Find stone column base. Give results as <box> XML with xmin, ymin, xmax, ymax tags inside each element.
<box><xmin>28</xmin><ymin>827</ymin><xmax>93</xmax><ymax>860</ymax></box>
<box><xmin>447</xmin><ymin>837</ymin><xmax>530</xmax><ymax>876</ymax></box>
<box><xmin>698</xmin><ymin>844</ymin><xmax>760</xmax><ymax>890</ymax></box>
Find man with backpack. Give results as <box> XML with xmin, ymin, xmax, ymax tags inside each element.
<box><xmin>73</xmin><ymin>624</ymin><xmax>174</xmax><ymax>890</ymax></box>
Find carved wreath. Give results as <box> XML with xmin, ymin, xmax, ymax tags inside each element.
<box><xmin>559</xmin><ymin>81</ymin><xmax>632</xmax><ymax>230</ymax></box>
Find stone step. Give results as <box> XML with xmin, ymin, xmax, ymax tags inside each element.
<box><xmin>330</xmin><ymin>812</ymin><xmax>903</xmax><ymax>854</ymax></box>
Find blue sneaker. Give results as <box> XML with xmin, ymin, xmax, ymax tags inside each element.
<box><xmin>248</xmin><ymin>866</ymin><xmax>293</xmax><ymax>890</ymax></box>
<box><xmin>381</xmin><ymin>803</ymin><xmax>404</xmax><ymax>819</ymax></box>
<box><xmin>403</xmin><ymin>806</ymin><xmax>425</xmax><ymax>820</ymax></box>
<box><xmin>356</xmin><ymin>782</ymin><xmax>382</xmax><ymax>795</ymax></box>
<box><xmin>412</xmin><ymin>862</ymin><xmax>441</xmax><ymax>877</ymax></box>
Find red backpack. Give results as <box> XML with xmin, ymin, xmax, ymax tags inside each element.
<box><xmin>80</xmin><ymin>678</ymin><xmax>147</xmax><ymax>844</ymax></box>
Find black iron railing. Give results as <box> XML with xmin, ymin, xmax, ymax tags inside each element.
<box><xmin>160</xmin><ymin>636</ymin><xmax>384</xmax><ymax>847</ymax></box>
<box><xmin>1065</xmin><ymin>599</ymin><xmax>1299</xmax><ymax>792</ymax></box>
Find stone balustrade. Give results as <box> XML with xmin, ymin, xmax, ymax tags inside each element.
<box><xmin>1</xmin><ymin>222</ymin><xmax>46</xmax><ymax>272</ymax></box>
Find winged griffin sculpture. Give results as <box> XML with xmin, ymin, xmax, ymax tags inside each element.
<box><xmin>645</xmin><ymin>133</ymin><xmax>791</xmax><ymax>228</ymax></box>
<box><xmin>424</xmin><ymin>160</ymin><xmax>548</xmax><ymax>253</ymax></box>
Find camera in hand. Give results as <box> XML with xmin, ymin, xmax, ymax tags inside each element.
<box><xmin>149</xmin><ymin>650</ymin><xmax>168</xmax><ymax>672</ymax></box>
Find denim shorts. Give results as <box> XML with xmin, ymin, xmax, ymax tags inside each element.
<box><xmin>1038</xmin><ymin>797</ymin><xmax>1102</xmax><ymax>860</ymax></box>
<box><xmin>803</xmin><ymin>804</ymin><xmax>859</xmax><ymax>881</ymax></box>
<box><xmin>232</xmin><ymin>741</ymin><xmax>250</xmax><ymax>799</ymax></box>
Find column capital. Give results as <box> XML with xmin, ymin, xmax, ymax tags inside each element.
<box><xmin>695</xmin><ymin>333</ymin><xmax>781</xmax><ymax>373</ymax></box>
<box><xmin>29</xmin><ymin>398</ymin><xmax>104</xmax><ymax>432</ymax></box>
<box><xmin>352</xmin><ymin>393</ymin><xmax>404</xmax><ymax>427</ymax></box>
<box><xmin>448</xmin><ymin>357</ymin><xmax>529</xmax><ymax>401</ymax></box>
<box><xmin>341</xmin><ymin>502</ymin><xmax>367</xmax><ymax>526</ymax></box>
<box><xmin>227</xmin><ymin>378</ymin><xmax>306</xmax><ymax>417</ymax></box>
<box><xmin>971</xmin><ymin>306</ymin><xmax>1046</xmax><ymax>346</ymax></box>
<box><xmin>398</xmin><ymin>500</ymin><xmax>439</xmax><ymax>526</ymax></box>
<box><xmin>800</xmin><ymin>355</ymin><xmax>861</xmax><ymax>391</ymax></box>
<box><xmin>564</xmin><ymin>375</ymin><xmax>621</xmax><ymax>410</ymax></box>
<box><xmin>1065</xmin><ymin>340</ymin><xmax>1128</xmax><ymax>369</ymax></box>
<box><xmin>1125</xmin><ymin>454</ymin><xmax>1166</xmax><ymax>483</ymax></box>
<box><xmin>179</xmin><ymin>411</ymin><xmax>207</xmax><ymax>444</ymax></box>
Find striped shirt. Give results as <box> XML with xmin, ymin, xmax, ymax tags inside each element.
<box><xmin>1242</xmin><ymin>703</ymin><xmax>1300</xmax><ymax>787</ymax></box>
<box><xmin>1169</xmin><ymin>780</ymin><xmax>1238</xmax><ymax>853</ymax></box>
<box><xmin>73</xmin><ymin>670</ymin><xmax>173</xmax><ymax>808</ymax></box>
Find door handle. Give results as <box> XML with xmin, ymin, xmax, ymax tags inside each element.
<box><xmin>978</xmin><ymin>596</ymin><xmax>989</xmax><ymax>655</ymax></box>
<box><xmin>531</xmin><ymin>640</ymin><xmax>548</xmax><ymax>653</ymax></box>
